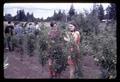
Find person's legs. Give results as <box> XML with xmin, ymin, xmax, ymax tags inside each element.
<box><xmin>55</xmin><ymin>72</ymin><xmax>61</xmax><ymax>78</ymax></box>
<box><xmin>49</xmin><ymin>65</ymin><xmax>55</xmax><ymax>78</ymax></box>
<box><xmin>69</xmin><ymin>65</ymin><xmax>75</xmax><ymax>79</ymax></box>
<box><xmin>5</xmin><ymin>34</ymin><xmax>8</xmax><ymax>49</ymax></box>
<box><xmin>48</xmin><ymin>58</ymin><xmax>55</xmax><ymax>78</ymax></box>
<box><xmin>7</xmin><ymin>35</ymin><xmax>12</xmax><ymax>51</ymax></box>
<box><xmin>11</xmin><ymin>36</ymin><xmax>14</xmax><ymax>51</ymax></box>
<box><xmin>57</xmin><ymin>71</ymin><xmax>61</xmax><ymax>78</ymax></box>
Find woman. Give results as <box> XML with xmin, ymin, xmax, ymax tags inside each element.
<box><xmin>64</xmin><ymin>21</ymin><xmax>81</xmax><ymax>78</ymax></box>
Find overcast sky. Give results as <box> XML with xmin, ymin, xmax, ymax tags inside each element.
<box><xmin>4</xmin><ymin>3</ymin><xmax>110</xmax><ymax>19</ymax></box>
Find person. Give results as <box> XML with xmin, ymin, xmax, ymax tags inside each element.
<box><xmin>48</xmin><ymin>21</ymin><xmax>66</xmax><ymax>78</ymax></box>
<box><xmin>14</xmin><ymin>23</ymin><xmax>25</xmax><ymax>61</ymax></box>
<box><xmin>14</xmin><ymin>23</ymin><xmax>24</xmax><ymax>49</ymax></box>
<box><xmin>26</xmin><ymin>23</ymin><xmax>35</xmax><ymax>57</ymax></box>
<box><xmin>34</xmin><ymin>22</ymin><xmax>41</xmax><ymax>37</ymax></box>
<box><xmin>35</xmin><ymin>22</ymin><xmax>41</xmax><ymax>31</ymax></box>
<box><xmin>64</xmin><ymin>21</ymin><xmax>81</xmax><ymax>78</ymax></box>
<box><xmin>5</xmin><ymin>21</ymin><xmax>14</xmax><ymax>51</ymax></box>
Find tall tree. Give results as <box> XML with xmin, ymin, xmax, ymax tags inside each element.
<box><xmin>106</xmin><ymin>3</ymin><xmax>116</xmax><ymax>20</ymax></box>
<box><xmin>58</xmin><ymin>9</ymin><xmax>63</xmax><ymax>21</ymax></box>
<box><xmin>106</xmin><ymin>5</ymin><xmax>111</xmax><ymax>20</ymax></box>
<box><xmin>53</xmin><ymin>10</ymin><xmax>58</xmax><ymax>21</ymax></box>
<box><xmin>21</xmin><ymin>10</ymin><xmax>27</xmax><ymax>21</ymax></box>
<box><xmin>26</xmin><ymin>12</ymin><xmax>30</xmax><ymax>21</ymax></box>
<box><xmin>68</xmin><ymin>4</ymin><xmax>75</xmax><ymax>21</ymax></box>
<box><xmin>110</xmin><ymin>3</ymin><xmax>116</xmax><ymax>20</ymax></box>
<box><xmin>91</xmin><ymin>3</ymin><xmax>99</xmax><ymax>17</ymax></box>
<box><xmin>62</xmin><ymin>10</ymin><xmax>67</xmax><ymax>22</ymax></box>
<box><xmin>98</xmin><ymin>4</ymin><xmax>104</xmax><ymax>21</ymax></box>
<box><xmin>16</xmin><ymin>10</ymin><xmax>26</xmax><ymax>21</ymax></box>
<box><xmin>4</xmin><ymin>14</ymin><xmax>13</xmax><ymax>21</ymax></box>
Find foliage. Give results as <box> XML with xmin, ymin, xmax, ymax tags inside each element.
<box><xmin>27</xmin><ymin>33</ymin><xmax>35</xmax><ymax>56</ymax></box>
<box><xmin>72</xmin><ymin>10</ymin><xmax>116</xmax><ymax>78</ymax></box>
<box><xmin>4</xmin><ymin>3</ymin><xmax>116</xmax><ymax>78</ymax></box>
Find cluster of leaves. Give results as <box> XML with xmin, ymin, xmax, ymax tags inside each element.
<box><xmin>37</xmin><ymin>23</ymin><xmax>49</xmax><ymax>66</ymax></box>
<box><xmin>27</xmin><ymin>33</ymin><xmax>35</xmax><ymax>56</ymax></box>
<box><xmin>72</xmin><ymin>11</ymin><xmax>116</xmax><ymax>78</ymax></box>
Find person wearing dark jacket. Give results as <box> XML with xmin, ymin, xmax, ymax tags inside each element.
<box><xmin>5</xmin><ymin>21</ymin><xmax>14</xmax><ymax>51</ymax></box>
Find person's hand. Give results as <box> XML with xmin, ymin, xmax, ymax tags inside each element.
<box><xmin>64</xmin><ymin>37</ymin><xmax>70</xmax><ymax>42</ymax></box>
<box><xmin>48</xmin><ymin>58</ymin><xmax>52</xmax><ymax>66</ymax></box>
<box><xmin>68</xmin><ymin>55</ymin><xmax>71</xmax><ymax>60</ymax></box>
<box><xmin>64</xmin><ymin>32</ymin><xmax>70</xmax><ymax>42</ymax></box>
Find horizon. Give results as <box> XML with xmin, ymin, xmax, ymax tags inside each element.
<box><xmin>4</xmin><ymin>3</ymin><xmax>110</xmax><ymax>19</ymax></box>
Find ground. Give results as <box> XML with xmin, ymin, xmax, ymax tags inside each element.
<box><xmin>4</xmin><ymin>48</ymin><xmax>103</xmax><ymax>79</ymax></box>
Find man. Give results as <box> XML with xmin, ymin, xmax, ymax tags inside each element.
<box><xmin>5</xmin><ymin>21</ymin><xmax>14</xmax><ymax>51</ymax></box>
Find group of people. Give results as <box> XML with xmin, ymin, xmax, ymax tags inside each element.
<box><xmin>47</xmin><ymin>21</ymin><xmax>81</xmax><ymax>78</ymax></box>
<box><xmin>4</xmin><ymin>21</ymin><xmax>41</xmax><ymax>52</ymax></box>
<box><xmin>4</xmin><ymin>21</ymin><xmax>82</xmax><ymax>79</ymax></box>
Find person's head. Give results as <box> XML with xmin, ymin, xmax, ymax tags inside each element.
<box><xmin>20</xmin><ymin>23</ymin><xmax>24</xmax><ymax>27</ymax></box>
<box><xmin>50</xmin><ymin>21</ymin><xmax>57</xmax><ymax>28</ymax></box>
<box><xmin>50</xmin><ymin>22</ymin><xmax>57</xmax><ymax>29</ymax></box>
<box><xmin>35</xmin><ymin>22</ymin><xmax>38</xmax><ymax>25</ymax></box>
<box><xmin>68</xmin><ymin>21</ymin><xmax>77</xmax><ymax>32</ymax></box>
<box><xmin>29</xmin><ymin>23</ymin><xmax>32</xmax><ymax>25</ymax></box>
<box><xmin>24</xmin><ymin>22</ymin><xmax>28</xmax><ymax>27</ymax></box>
<box><xmin>8</xmin><ymin>21</ymin><xmax>11</xmax><ymax>24</ymax></box>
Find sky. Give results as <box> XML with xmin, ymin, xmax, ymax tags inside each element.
<box><xmin>4</xmin><ymin>3</ymin><xmax>110</xmax><ymax>19</ymax></box>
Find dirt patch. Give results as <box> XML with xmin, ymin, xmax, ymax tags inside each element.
<box><xmin>4</xmin><ymin>50</ymin><xmax>102</xmax><ymax>79</ymax></box>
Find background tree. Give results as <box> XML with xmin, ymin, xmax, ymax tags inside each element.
<box><xmin>110</xmin><ymin>3</ymin><xmax>116</xmax><ymax>20</ymax></box>
<box><xmin>68</xmin><ymin>4</ymin><xmax>75</xmax><ymax>21</ymax></box>
<box><xmin>53</xmin><ymin>10</ymin><xmax>58</xmax><ymax>21</ymax></box>
<box><xmin>98</xmin><ymin>4</ymin><xmax>104</xmax><ymax>21</ymax></box>
<box><xmin>106</xmin><ymin>3</ymin><xmax>116</xmax><ymax>20</ymax></box>
<box><xmin>91</xmin><ymin>3</ymin><xmax>99</xmax><ymax>17</ymax></box>
<box><xmin>62</xmin><ymin>10</ymin><xmax>67</xmax><ymax>22</ymax></box>
<box><xmin>4</xmin><ymin>14</ymin><xmax>13</xmax><ymax>21</ymax></box>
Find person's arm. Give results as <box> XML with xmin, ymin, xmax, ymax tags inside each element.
<box><xmin>74</xmin><ymin>31</ymin><xmax>80</xmax><ymax>45</ymax></box>
<box><xmin>64</xmin><ymin>37</ymin><xmax>70</xmax><ymax>42</ymax></box>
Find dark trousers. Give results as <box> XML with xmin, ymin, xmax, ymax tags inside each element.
<box><xmin>5</xmin><ymin>34</ymin><xmax>14</xmax><ymax>51</ymax></box>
